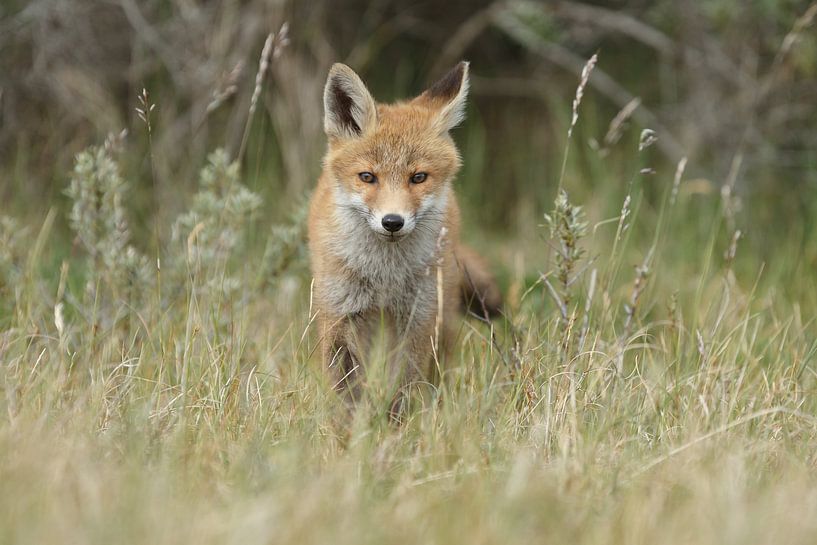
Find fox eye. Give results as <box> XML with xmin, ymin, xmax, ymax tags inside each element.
<box><xmin>358</xmin><ymin>172</ymin><xmax>376</xmax><ymax>183</ymax></box>
<box><xmin>411</xmin><ymin>172</ymin><xmax>428</xmax><ymax>184</ymax></box>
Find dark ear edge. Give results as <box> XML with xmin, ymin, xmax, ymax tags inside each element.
<box><xmin>425</xmin><ymin>61</ymin><xmax>469</xmax><ymax>103</ymax></box>
<box><xmin>323</xmin><ymin>63</ymin><xmax>377</xmax><ymax>139</ymax></box>
<box><xmin>417</xmin><ymin>61</ymin><xmax>470</xmax><ymax>133</ymax></box>
<box><xmin>326</xmin><ymin>77</ymin><xmax>361</xmax><ymax>136</ymax></box>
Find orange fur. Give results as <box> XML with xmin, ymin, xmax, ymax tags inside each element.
<box><xmin>308</xmin><ymin>62</ymin><xmax>500</xmax><ymax>410</ymax></box>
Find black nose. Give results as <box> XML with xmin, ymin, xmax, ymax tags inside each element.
<box><xmin>381</xmin><ymin>214</ymin><xmax>404</xmax><ymax>233</ymax></box>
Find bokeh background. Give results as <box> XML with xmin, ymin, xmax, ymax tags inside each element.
<box><xmin>3</xmin><ymin>5</ymin><xmax>817</xmax><ymax>543</ymax></box>
<box><xmin>2</xmin><ymin>0</ymin><xmax>816</xmax><ymax>272</ymax></box>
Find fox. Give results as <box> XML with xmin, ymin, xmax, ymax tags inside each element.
<box><xmin>308</xmin><ymin>61</ymin><xmax>501</xmax><ymax>413</ymax></box>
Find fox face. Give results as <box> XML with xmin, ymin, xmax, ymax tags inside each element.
<box><xmin>322</xmin><ymin>62</ymin><xmax>469</xmax><ymax>242</ymax></box>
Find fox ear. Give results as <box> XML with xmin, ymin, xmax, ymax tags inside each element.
<box><xmin>418</xmin><ymin>61</ymin><xmax>470</xmax><ymax>133</ymax></box>
<box><xmin>323</xmin><ymin>63</ymin><xmax>377</xmax><ymax>139</ymax></box>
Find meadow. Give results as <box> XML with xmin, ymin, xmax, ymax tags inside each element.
<box><xmin>2</xmin><ymin>2</ymin><xmax>817</xmax><ymax>543</ymax></box>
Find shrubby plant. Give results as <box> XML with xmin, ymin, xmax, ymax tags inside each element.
<box><xmin>2</xmin><ymin>21</ymin><xmax>817</xmax><ymax>540</ymax></box>
<box><xmin>171</xmin><ymin>149</ymin><xmax>262</xmax><ymax>301</ymax></box>
<box><xmin>65</xmin><ymin>143</ymin><xmax>150</xmax><ymax>316</ymax></box>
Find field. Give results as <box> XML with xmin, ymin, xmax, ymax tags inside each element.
<box><xmin>2</xmin><ymin>2</ymin><xmax>817</xmax><ymax>544</ymax></box>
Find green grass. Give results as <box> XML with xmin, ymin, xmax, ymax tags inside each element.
<box><xmin>2</xmin><ymin>103</ymin><xmax>817</xmax><ymax>545</ymax></box>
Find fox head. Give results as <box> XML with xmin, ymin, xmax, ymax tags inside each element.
<box><xmin>322</xmin><ymin>61</ymin><xmax>469</xmax><ymax>241</ymax></box>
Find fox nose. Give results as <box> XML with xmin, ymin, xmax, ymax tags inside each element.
<box><xmin>381</xmin><ymin>214</ymin><xmax>405</xmax><ymax>233</ymax></box>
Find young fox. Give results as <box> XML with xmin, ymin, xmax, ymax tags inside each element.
<box><xmin>308</xmin><ymin>61</ymin><xmax>501</xmax><ymax>404</ymax></box>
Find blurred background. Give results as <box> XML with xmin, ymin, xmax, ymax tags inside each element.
<box><xmin>1</xmin><ymin>0</ymin><xmax>816</xmax><ymax>267</ymax></box>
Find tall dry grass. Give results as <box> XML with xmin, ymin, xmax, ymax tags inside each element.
<box><xmin>3</xmin><ymin>54</ymin><xmax>817</xmax><ymax>545</ymax></box>
<box><xmin>1</xmin><ymin>3</ymin><xmax>817</xmax><ymax>543</ymax></box>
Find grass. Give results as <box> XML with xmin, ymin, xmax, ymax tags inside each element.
<box><xmin>2</xmin><ymin>70</ymin><xmax>817</xmax><ymax>545</ymax></box>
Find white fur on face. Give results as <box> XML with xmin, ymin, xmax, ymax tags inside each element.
<box><xmin>333</xmin><ymin>185</ymin><xmax>449</xmax><ymax>240</ymax></box>
<box><xmin>417</xmin><ymin>189</ymin><xmax>449</xmax><ymax>220</ymax></box>
<box><xmin>321</xmin><ymin>184</ymin><xmax>450</xmax><ymax>319</ymax></box>
<box><xmin>368</xmin><ymin>210</ymin><xmax>416</xmax><ymax>238</ymax></box>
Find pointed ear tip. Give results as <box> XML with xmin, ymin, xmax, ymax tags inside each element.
<box><xmin>456</xmin><ymin>62</ymin><xmax>470</xmax><ymax>93</ymax></box>
<box><xmin>328</xmin><ymin>63</ymin><xmax>349</xmax><ymax>76</ymax></box>
<box><xmin>454</xmin><ymin>61</ymin><xmax>470</xmax><ymax>88</ymax></box>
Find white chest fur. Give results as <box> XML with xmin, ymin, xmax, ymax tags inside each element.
<box><xmin>319</xmin><ymin>187</ymin><xmax>447</xmax><ymax>321</ymax></box>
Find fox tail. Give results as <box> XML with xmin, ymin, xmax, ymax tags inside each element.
<box><xmin>455</xmin><ymin>244</ymin><xmax>503</xmax><ymax>320</ymax></box>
